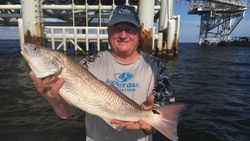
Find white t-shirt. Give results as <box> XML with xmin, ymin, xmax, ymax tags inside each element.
<box><xmin>86</xmin><ymin>51</ymin><xmax>156</xmax><ymax>141</ymax></box>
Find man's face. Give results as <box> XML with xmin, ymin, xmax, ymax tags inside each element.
<box><xmin>108</xmin><ymin>22</ymin><xmax>140</xmax><ymax>56</ymax></box>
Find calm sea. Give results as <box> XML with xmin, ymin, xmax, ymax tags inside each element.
<box><xmin>0</xmin><ymin>40</ymin><xmax>249</xmax><ymax>141</ymax></box>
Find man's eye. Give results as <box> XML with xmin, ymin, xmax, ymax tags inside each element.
<box><xmin>126</xmin><ymin>29</ymin><xmax>136</xmax><ymax>34</ymax></box>
<box><xmin>112</xmin><ymin>28</ymin><xmax>138</xmax><ymax>34</ymax></box>
<box><xmin>112</xmin><ymin>28</ymin><xmax>121</xmax><ymax>33</ymax></box>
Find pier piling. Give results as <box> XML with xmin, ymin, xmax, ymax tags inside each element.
<box><xmin>21</xmin><ymin>0</ymin><xmax>44</xmax><ymax>46</ymax></box>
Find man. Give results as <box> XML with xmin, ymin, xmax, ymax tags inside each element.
<box><xmin>29</xmin><ymin>5</ymin><xmax>175</xmax><ymax>141</ymax></box>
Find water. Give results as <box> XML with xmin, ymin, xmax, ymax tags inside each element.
<box><xmin>0</xmin><ymin>40</ymin><xmax>249</xmax><ymax>141</ymax></box>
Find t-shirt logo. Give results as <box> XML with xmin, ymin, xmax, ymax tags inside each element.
<box><xmin>106</xmin><ymin>71</ymin><xmax>140</xmax><ymax>93</ymax></box>
<box><xmin>114</xmin><ymin>72</ymin><xmax>133</xmax><ymax>82</ymax></box>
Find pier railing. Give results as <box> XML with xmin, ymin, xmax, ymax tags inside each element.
<box><xmin>44</xmin><ymin>26</ymin><xmax>160</xmax><ymax>52</ymax></box>
<box><xmin>45</xmin><ymin>26</ymin><xmax>108</xmax><ymax>52</ymax></box>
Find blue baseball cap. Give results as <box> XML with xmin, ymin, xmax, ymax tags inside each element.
<box><xmin>108</xmin><ymin>5</ymin><xmax>140</xmax><ymax>28</ymax></box>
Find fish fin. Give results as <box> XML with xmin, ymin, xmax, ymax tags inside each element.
<box><xmin>102</xmin><ymin>118</ymin><xmax>122</xmax><ymax>131</ymax></box>
<box><xmin>149</xmin><ymin>103</ymin><xmax>185</xmax><ymax>141</ymax></box>
<box><xmin>106</xmin><ymin>84</ymin><xmax>142</xmax><ymax>110</ymax></box>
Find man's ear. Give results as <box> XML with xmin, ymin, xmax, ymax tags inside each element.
<box><xmin>138</xmin><ymin>27</ymin><xmax>142</xmax><ymax>36</ymax></box>
<box><xmin>107</xmin><ymin>26</ymin><xmax>111</xmax><ymax>33</ymax></box>
<box><xmin>137</xmin><ymin>29</ymin><xmax>143</xmax><ymax>51</ymax></box>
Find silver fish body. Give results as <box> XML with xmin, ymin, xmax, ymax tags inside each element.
<box><xmin>21</xmin><ymin>43</ymin><xmax>184</xmax><ymax>141</ymax></box>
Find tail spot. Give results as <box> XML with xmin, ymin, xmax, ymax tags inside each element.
<box><xmin>152</xmin><ymin>109</ymin><xmax>160</xmax><ymax>115</ymax></box>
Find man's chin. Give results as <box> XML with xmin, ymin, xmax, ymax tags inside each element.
<box><xmin>117</xmin><ymin>43</ymin><xmax>131</xmax><ymax>47</ymax></box>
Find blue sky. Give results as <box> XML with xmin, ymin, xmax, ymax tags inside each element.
<box><xmin>0</xmin><ymin>4</ymin><xmax>249</xmax><ymax>42</ymax></box>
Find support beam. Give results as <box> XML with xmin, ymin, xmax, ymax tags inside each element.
<box><xmin>138</xmin><ymin>0</ymin><xmax>155</xmax><ymax>53</ymax></box>
<box><xmin>21</xmin><ymin>0</ymin><xmax>44</xmax><ymax>45</ymax></box>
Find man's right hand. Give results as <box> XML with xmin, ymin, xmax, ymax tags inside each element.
<box><xmin>29</xmin><ymin>71</ymin><xmax>79</xmax><ymax>118</ymax></box>
<box><xmin>29</xmin><ymin>71</ymin><xmax>65</xmax><ymax>104</ymax></box>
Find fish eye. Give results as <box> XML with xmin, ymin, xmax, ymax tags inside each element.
<box><xmin>34</xmin><ymin>48</ymin><xmax>37</xmax><ymax>51</ymax></box>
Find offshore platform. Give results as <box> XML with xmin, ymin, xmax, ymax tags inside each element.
<box><xmin>0</xmin><ymin>0</ymin><xmax>249</xmax><ymax>54</ymax></box>
<box><xmin>188</xmin><ymin>0</ymin><xmax>249</xmax><ymax>46</ymax></box>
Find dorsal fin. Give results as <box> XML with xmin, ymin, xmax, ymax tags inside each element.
<box><xmin>104</xmin><ymin>82</ymin><xmax>142</xmax><ymax>110</ymax></box>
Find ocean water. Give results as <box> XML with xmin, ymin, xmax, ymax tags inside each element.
<box><xmin>0</xmin><ymin>40</ymin><xmax>249</xmax><ymax>141</ymax></box>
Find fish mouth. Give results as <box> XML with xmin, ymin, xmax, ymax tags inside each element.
<box><xmin>21</xmin><ymin>47</ymin><xmax>31</xmax><ymax>61</ymax></box>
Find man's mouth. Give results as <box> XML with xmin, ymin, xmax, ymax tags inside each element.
<box><xmin>117</xmin><ymin>40</ymin><xmax>131</xmax><ymax>44</ymax></box>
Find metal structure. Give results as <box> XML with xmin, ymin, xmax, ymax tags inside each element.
<box><xmin>188</xmin><ymin>0</ymin><xmax>248</xmax><ymax>46</ymax></box>
<box><xmin>0</xmin><ymin>0</ymin><xmax>181</xmax><ymax>55</ymax></box>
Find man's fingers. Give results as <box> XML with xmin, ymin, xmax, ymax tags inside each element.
<box><xmin>29</xmin><ymin>71</ymin><xmax>64</xmax><ymax>96</ymax></box>
<box><xmin>29</xmin><ymin>71</ymin><xmax>42</xmax><ymax>89</ymax></box>
<box><xmin>29</xmin><ymin>71</ymin><xmax>37</xmax><ymax>83</ymax></box>
<box><xmin>111</xmin><ymin>119</ymin><xmax>120</xmax><ymax>124</ymax></box>
<box><xmin>141</xmin><ymin>95</ymin><xmax>155</xmax><ymax>110</ymax></box>
<box><xmin>111</xmin><ymin>119</ymin><xmax>143</xmax><ymax>130</ymax></box>
<box><xmin>145</xmin><ymin>95</ymin><xmax>154</xmax><ymax>105</ymax></box>
<box><xmin>50</xmin><ymin>78</ymin><xmax>64</xmax><ymax>95</ymax></box>
<box><xmin>125</xmin><ymin>123</ymin><xmax>140</xmax><ymax>130</ymax></box>
<box><xmin>41</xmin><ymin>77</ymin><xmax>54</xmax><ymax>85</ymax></box>
<box><xmin>112</xmin><ymin>119</ymin><xmax>134</xmax><ymax>127</ymax></box>
<box><xmin>111</xmin><ymin>119</ymin><xmax>127</xmax><ymax>126</ymax></box>
<box><xmin>111</xmin><ymin>119</ymin><xmax>152</xmax><ymax>131</ymax></box>
<box><xmin>138</xmin><ymin>120</ymin><xmax>151</xmax><ymax>130</ymax></box>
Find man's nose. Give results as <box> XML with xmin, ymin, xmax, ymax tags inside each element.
<box><xmin>119</xmin><ymin>30</ymin><xmax>128</xmax><ymax>39</ymax></box>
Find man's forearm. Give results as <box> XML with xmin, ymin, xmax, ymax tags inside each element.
<box><xmin>48</xmin><ymin>99</ymin><xmax>81</xmax><ymax>119</ymax></box>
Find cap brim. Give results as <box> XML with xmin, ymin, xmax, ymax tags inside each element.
<box><xmin>109</xmin><ymin>18</ymin><xmax>140</xmax><ymax>28</ymax></box>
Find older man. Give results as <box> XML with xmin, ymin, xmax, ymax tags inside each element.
<box><xmin>30</xmin><ymin>5</ymin><xmax>175</xmax><ymax>141</ymax></box>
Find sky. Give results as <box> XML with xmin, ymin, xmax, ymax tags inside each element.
<box><xmin>0</xmin><ymin>3</ymin><xmax>250</xmax><ymax>42</ymax></box>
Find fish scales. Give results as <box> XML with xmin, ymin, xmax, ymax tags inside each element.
<box><xmin>61</xmin><ymin>53</ymin><xmax>141</xmax><ymax>119</ymax></box>
<box><xmin>64</xmin><ymin>64</ymin><xmax>137</xmax><ymax>116</ymax></box>
<box><xmin>61</xmin><ymin>65</ymin><xmax>137</xmax><ymax>120</ymax></box>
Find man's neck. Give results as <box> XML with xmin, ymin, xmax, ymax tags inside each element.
<box><xmin>111</xmin><ymin>51</ymin><xmax>140</xmax><ymax>64</ymax></box>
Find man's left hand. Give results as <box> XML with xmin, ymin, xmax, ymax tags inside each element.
<box><xmin>111</xmin><ymin>95</ymin><xmax>155</xmax><ymax>133</ymax></box>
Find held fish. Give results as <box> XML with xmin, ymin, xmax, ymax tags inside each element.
<box><xmin>21</xmin><ymin>43</ymin><xmax>184</xmax><ymax>141</ymax></box>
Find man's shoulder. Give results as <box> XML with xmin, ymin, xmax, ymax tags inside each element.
<box><xmin>79</xmin><ymin>51</ymin><xmax>109</xmax><ymax>68</ymax></box>
<box><xmin>140</xmin><ymin>51</ymin><xmax>165</xmax><ymax>66</ymax></box>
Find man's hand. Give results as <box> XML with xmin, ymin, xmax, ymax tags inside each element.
<box><xmin>111</xmin><ymin>95</ymin><xmax>155</xmax><ymax>133</ymax></box>
<box><xmin>29</xmin><ymin>71</ymin><xmax>64</xmax><ymax>104</ymax></box>
<box><xmin>29</xmin><ymin>71</ymin><xmax>79</xmax><ymax>118</ymax></box>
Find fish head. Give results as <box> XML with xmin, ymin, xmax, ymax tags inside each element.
<box><xmin>21</xmin><ymin>43</ymin><xmax>62</xmax><ymax>78</ymax></box>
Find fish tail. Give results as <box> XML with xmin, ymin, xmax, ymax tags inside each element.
<box><xmin>147</xmin><ymin>103</ymin><xmax>185</xmax><ymax>141</ymax></box>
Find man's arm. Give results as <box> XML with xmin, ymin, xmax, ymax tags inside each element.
<box><xmin>79</xmin><ymin>51</ymin><xmax>105</xmax><ymax>68</ymax></box>
<box><xmin>151</xmin><ymin>56</ymin><xmax>175</xmax><ymax>106</ymax></box>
